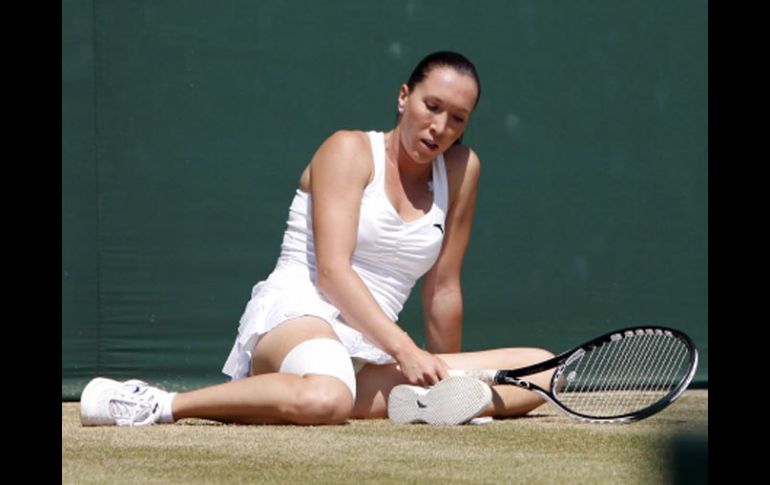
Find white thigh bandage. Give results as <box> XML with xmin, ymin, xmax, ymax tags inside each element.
<box><xmin>279</xmin><ymin>338</ymin><xmax>357</xmax><ymax>399</ymax></box>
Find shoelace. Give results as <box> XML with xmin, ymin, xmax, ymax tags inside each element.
<box><xmin>108</xmin><ymin>383</ymin><xmax>158</xmax><ymax>426</ymax></box>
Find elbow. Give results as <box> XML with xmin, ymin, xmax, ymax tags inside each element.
<box><xmin>315</xmin><ymin>261</ymin><xmax>347</xmax><ymax>296</ymax></box>
<box><xmin>316</xmin><ymin>264</ymin><xmax>334</xmax><ymax>294</ymax></box>
<box><xmin>425</xmin><ymin>279</ymin><xmax>462</xmax><ymax>304</ymax></box>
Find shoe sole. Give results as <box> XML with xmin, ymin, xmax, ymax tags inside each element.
<box><xmin>80</xmin><ymin>377</ymin><xmax>120</xmax><ymax>426</ymax></box>
<box><xmin>388</xmin><ymin>376</ymin><xmax>492</xmax><ymax>425</ymax></box>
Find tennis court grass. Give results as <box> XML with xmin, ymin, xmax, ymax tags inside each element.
<box><xmin>62</xmin><ymin>390</ymin><xmax>707</xmax><ymax>484</ymax></box>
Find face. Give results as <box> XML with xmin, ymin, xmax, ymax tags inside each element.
<box><xmin>397</xmin><ymin>66</ymin><xmax>478</xmax><ymax>163</ymax></box>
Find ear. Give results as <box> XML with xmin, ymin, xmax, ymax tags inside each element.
<box><xmin>398</xmin><ymin>84</ymin><xmax>410</xmax><ymax>111</ymax></box>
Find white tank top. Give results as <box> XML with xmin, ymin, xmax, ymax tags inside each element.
<box><xmin>277</xmin><ymin>131</ymin><xmax>449</xmax><ymax>321</ymax></box>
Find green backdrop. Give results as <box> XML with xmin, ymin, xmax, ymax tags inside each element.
<box><xmin>62</xmin><ymin>0</ymin><xmax>707</xmax><ymax>399</ymax></box>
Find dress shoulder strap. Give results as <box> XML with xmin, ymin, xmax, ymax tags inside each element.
<box><xmin>366</xmin><ymin>131</ymin><xmax>386</xmax><ymax>186</ymax></box>
<box><xmin>433</xmin><ymin>153</ymin><xmax>449</xmax><ymax>212</ymax></box>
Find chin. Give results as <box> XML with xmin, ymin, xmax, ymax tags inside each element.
<box><xmin>412</xmin><ymin>148</ymin><xmax>436</xmax><ymax>163</ymax></box>
<box><xmin>399</xmin><ymin>132</ymin><xmax>438</xmax><ymax>162</ymax></box>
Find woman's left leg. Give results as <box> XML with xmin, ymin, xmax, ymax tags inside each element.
<box><xmin>352</xmin><ymin>347</ymin><xmax>555</xmax><ymax>419</ymax></box>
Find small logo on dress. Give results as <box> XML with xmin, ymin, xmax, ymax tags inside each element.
<box><xmin>433</xmin><ymin>224</ymin><xmax>444</xmax><ymax>234</ymax></box>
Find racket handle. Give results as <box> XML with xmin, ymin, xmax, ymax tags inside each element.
<box><xmin>447</xmin><ymin>369</ymin><xmax>498</xmax><ymax>385</ymax></box>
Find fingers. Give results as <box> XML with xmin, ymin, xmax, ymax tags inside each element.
<box><xmin>435</xmin><ymin>356</ymin><xmax>450</xmax><ymax>381</ymax></box>
<box><xmin>412</xmin><ymin>356</ymin><xmax>450</xmax><ymax>386</ymax></box>
<box><xmin>418</xmin><ymin>374</ymin><xmax>438</xmax><ymax>387</ymax></box>
<box><xmin>396</xmin><ymin>349</ymin><xmax>451</xmax><ymax>386</ymax></box>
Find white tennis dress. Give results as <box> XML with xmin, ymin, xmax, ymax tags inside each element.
<box><xmin>222</xmin><ymin>131</ymin><xmax>449</xmax><ymax>380</ymax></box>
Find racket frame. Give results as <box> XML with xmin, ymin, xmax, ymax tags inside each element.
<box><xmin>459</xmin><ymin>326</ymin><xmax>699</xmax><ymax>423</ymax></box>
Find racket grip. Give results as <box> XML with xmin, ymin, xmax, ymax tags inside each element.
<box><xmin>447</xmin><ymin>369</ymin><xmax>498</xmax><ymax>385</ymax></box>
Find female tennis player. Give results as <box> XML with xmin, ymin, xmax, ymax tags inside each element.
<box><xmin>80</xmin><ymin>51</ymin><xmax>555</xmax><ymax>426</ymax></box>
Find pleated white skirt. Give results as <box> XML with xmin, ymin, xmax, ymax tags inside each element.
<box><xmin>222</xmin><ymin>259</ymin><xmax>396</xmax><ymax>380</ymax></box>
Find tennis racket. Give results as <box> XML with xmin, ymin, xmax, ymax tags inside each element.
<box><xmin>448</xmin><ymin>326</ymin><xmax>698</xmax><ymax>423</ymax></box>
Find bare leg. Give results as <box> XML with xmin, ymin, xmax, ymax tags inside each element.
<box><xmin>353</xmin><ymin>347</ymin><xmax>555</xmax><ymax>419</ymax></box>
<box><xmin>171</xmin><ymin>317</ymin><xmax>354</xmax><ymax>425</ymax></box>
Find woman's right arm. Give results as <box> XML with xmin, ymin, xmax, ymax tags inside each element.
<box><xmin>308</xmin><ymin>130</ymin><xmax>448</xmax><ymax>386</ymax></box>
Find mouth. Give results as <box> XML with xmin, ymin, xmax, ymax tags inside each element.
<box><xmin>420</xmin><ymin>138</ymin><xmax>439</xmax><ymax>151</ymax></box>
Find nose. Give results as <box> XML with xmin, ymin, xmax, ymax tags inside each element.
<box><xmin>430</xmin><ymin>112</ymin><xmax>448</xmax><ymax>138</ymax></box>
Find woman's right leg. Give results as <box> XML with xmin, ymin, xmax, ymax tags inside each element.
<box><xmin>170</xmin><ymin>317</ymin><xmax>355</xmax><ymax>425</ymax></box>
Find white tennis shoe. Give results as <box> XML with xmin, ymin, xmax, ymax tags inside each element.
<box><xmin>80</xmin><ymin>377</ymin><xmax>168</xmax><ymax>427</ymax></box>
<box><xmin>388</xmin><ymin>376</ymin><xmax>493</xmax><ymax>425</ymax></box>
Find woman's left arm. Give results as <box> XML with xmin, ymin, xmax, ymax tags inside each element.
<box><xmin>421</xmin><ymin>145</ymin><xmax>481</xmax><ymax>354</ymax></box>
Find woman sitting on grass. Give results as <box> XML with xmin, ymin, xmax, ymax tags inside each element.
<box><xmin>80</xmin><ymin>51</ymin><xmax>554</xmax><ymax>427</ymax></box>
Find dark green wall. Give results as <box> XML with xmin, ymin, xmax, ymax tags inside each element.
<box><xmin>62</xmin><ymin>0</ymin><xmax>708</xmax><ymax>398</ymax></box>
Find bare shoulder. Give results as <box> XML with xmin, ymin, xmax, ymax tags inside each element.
<box><xmin>301</xmin><ymin>130</ymin><xmax>373</xmax><ymax>191</ymax></box>
<box><xmin>442</xmin><ymin>143</ymin><xmax>481</xmax><ymax>194</ymax></box>
<box><xmin>316</xmin><ymin>129</ymin><xmax>371</xmax><ymax>159</ymax></box>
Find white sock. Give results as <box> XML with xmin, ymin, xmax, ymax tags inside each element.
<box><xmin>157</xmin><ymin>392</ymin><xmax>177</xmax><ymax>424</ymax></box>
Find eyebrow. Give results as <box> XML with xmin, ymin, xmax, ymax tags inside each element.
<box><xmin>425</xmin><ymin>95</ymin><xmax>471</xmax><ymax>115</ymax></box>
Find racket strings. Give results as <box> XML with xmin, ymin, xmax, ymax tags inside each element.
<box><xmin>563</xmin><ymin>332</ymin><xmax>641</xmax><ymax>415</ymax></box>
<box><xmin>555</xmin><ymin>331</ymin><xmax>692</xmax><ymax>418</ymax></box>
<box><xmin>612</xmin><ymin>332</ymin><xmax>663</xmax><ymax>413</ymax></box>
<box><xmin>575</xmin><ymin>332</ymin><xmax>644</xmax><ymax>414</ymax></box>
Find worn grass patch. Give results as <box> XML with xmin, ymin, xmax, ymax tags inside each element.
<box><xmin>63</xmin><ymin>390</ymin><xmax>707</xmax><ymax>484</ymax></box>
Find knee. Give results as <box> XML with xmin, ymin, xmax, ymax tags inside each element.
<box><xmin>291</xmin><ymin>376</ymin><xmax>354</xmax><ymax>425</ymax></box>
